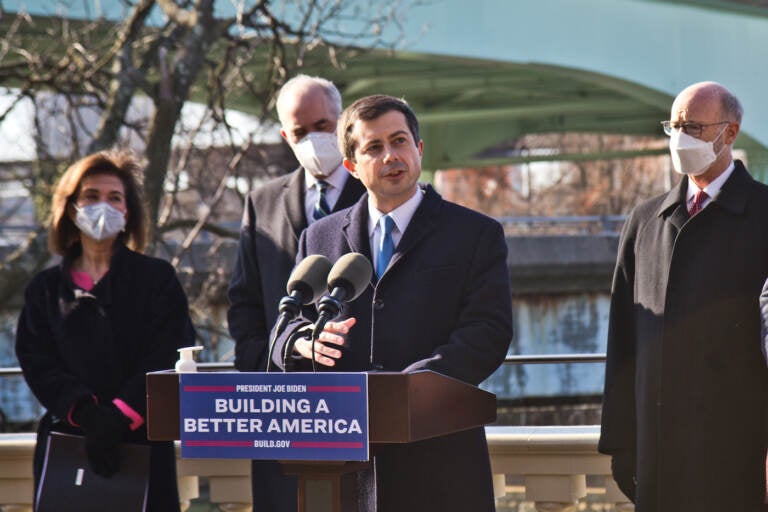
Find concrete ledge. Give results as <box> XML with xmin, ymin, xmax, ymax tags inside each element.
<box><xmin>506</xmin><ymin>235</ymin><xmax>618</xmax><ymax>293</ymax></box>
<box><xmin>0</xmin><ymin>427</ymin><xmax>633</xmax><ymax>511</ymax></box>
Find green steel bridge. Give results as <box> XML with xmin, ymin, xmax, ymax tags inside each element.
<box><xmin>5</xmin><ymin>0</ymin><xmax>768</xmax><ymax>176</ymax></box>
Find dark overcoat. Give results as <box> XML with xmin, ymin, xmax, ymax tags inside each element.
<box><xmin>226</xmin><ymin>167</ymin><xmax>365</xmax><ymax>510</ymax></box>
<box><xmin>599</xmin><ymin>161</ymin><xmax>768</xmax><ymax>511</ymax></box>
<box><xmin>274</xmin><ymin>184</ymin><xmax>514</xmax><ymax>511</ymax></box>
<box><xmin>228</xmin><ymin>167</ymin><xmax>366</xmax><ymax>372</ymax></box>
<box><xmin>15</xmin><ymin>244</ymin><xmax>196</xmax><ymax>511</ymax></box>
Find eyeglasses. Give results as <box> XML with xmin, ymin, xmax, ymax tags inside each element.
<box><xmin>661</xmin><ymin>120</ymin><xmax>729</xmax><ymax>138</ymax></box>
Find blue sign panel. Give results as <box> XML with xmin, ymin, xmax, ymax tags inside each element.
<box><xmin>179</xmin><ymin>372</ymin><xmax>368</xmax><ymax>461</ymax></box>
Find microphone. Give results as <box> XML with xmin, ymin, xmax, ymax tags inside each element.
<box><xmin>267</xmin><ymin>254</ymin><xmax>332</xmax><ymax>371</ymax></box>
<box><xmin>311</xmin><ymin>252</ymin><xmax>373</xmax><ymax>345</ymax></box>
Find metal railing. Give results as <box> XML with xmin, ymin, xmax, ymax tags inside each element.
<box><xmin>0</xmin><ymin>216</ymin><xmax>626</xmax><ymax>247</ymax></box>
<box><xmin>503</xmin><ymin>353</ymin><xmax>605</xmax><ymax>364</ymax></box>
<box><xmin>0</xmin><ymin>354</ymin><xmax>607</xmax><ymax>377</ymax></box>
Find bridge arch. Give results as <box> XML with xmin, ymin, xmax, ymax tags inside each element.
<box><xmin>372</xmin><ymin>0</ymin><xmax>768</xmax><ymax>175</ymax></box>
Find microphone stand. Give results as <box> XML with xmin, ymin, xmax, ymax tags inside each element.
<box><xmin>267</xmin><ymin>291</ymin><xmax>301</xmax><ymax>373</ymax></box>
<box><xmin>282</xmin><ymin>327</ymin><xmax>312</xmax><ymax>372</ymax></box>
<box><xmin>267</xmin><ymin>294</ymin><xmax>302</xmax><ymax>372</ymax></box>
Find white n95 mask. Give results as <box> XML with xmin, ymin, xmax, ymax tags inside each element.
<box><xmin>292</xmin><ymin>132</ymin><xmax>343</xmax><ymax>178</ymax></box>
<box><xmin>669</xmin><ymin>126</ymin><xmax>727</xmax><ymax>176</ymax></box>
<box><xmin>74</xmin><ymin>202</ymin><xmax>126</xmax><ymax>241</ymax></box>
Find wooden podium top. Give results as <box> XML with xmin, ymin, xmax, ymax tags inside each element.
<box><xmin>146</xmin><ymin>370</ymin><xmax>496</xmax><ymax>443</ymax></box>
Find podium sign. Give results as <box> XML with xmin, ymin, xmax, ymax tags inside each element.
<box><xmin>179</xmin><ymin>372</ymin><xmax>368</xmax><ymax>461</ymax></box>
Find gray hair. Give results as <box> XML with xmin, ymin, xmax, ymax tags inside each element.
<box><xmin>720</xmin><ymin>89</ymin><xmax>743</xmax><ymax>124</ymax></box>
<box><xmin>276</xmin><ymin>74</ymin><xmax>342</xmax><ymax>125</ymax></box>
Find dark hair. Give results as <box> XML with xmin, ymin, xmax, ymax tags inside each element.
<box><xmin>338</xmin><ymin>95</ymin><xmax>420</xmax><ymax>161</ymax></box>
<box><xmin>50</xmin><ymin>150</ymin><xmax>148</xmax><ymax>255</ymax></box>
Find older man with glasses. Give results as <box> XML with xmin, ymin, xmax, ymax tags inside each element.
<box><xmin>599</xmin><ymin>81</ymin><xmax>768</xmax><ymax>512</ymax></box>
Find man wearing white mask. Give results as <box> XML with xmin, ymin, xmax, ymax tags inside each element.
<box><xmin>227</xmin><ymin>75</ymin><xmax>365</xmax><ymax>511</ymax></box>
<box><xmin>599</xmin><ymin>81</ymin><xmax>768</xmax><ymax>511</ymax></box>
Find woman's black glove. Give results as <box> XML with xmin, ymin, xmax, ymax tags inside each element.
<box><xmin>610</xmin><ymin>453</ymin><xmax>637</xmax><ymax>503</ymax></box>
<box><xmin>72</xmin><ymin>401</ymin><xmax>131</xmax><ymax>477</ymax></box>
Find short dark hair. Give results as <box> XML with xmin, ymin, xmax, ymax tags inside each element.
<box><xmin>50</xmin><ymin>150</ymin><xmax>148</xmax><ymax>255</ymax></box>
<box><xmin>338</xmin><ymin>95</ymin><xmax>420</xmax><ymax>161</ymax></box>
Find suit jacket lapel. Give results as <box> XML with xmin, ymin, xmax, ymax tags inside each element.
<box><xmin>341</xmin><ymin>194</ymin><xmax>372</xmax><ymax>260</ymax></box>
<box><xmin>656</xmin><ymin>159</ymin><xmax>751</xmax><ymax>232</ymax></box>
<box><xmin>657</xmin><ymin>178</ymin><xmax>688</xmax><ymax>231</ymax></box>
<box><xmin>389</xmin><ymin>185</ymin><xmax>440</xmax><ymax>269</ymax></box>
<box><xmin>712</xmin><ymin>160</ymin><xmax>750</xmax><ymax>216</ymax></box>
<box><xmin>340</xmin><ymin>185</ymin><xmax>440</xmax><ymax>281</ymax></box>
<box><xmin>282</xmin><ymin>168</ymin><xmax>308</xmax><ymax>243</ymax></box>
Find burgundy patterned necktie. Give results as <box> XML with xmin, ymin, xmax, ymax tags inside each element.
<box><xmin>688</xmin><ymin>190</ymin><xmax>709</xmax><ymax>216</ymax></box>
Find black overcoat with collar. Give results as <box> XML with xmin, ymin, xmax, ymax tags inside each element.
<box><xmin>15</xmin><ymin>244</ymin><xmax>195</xmax><ymax>511</ymax></box>
<box><xmin>228</xmin><ymin>167</ymin><xmax>366</xmax><ymax>372</ymax></box>
<box><xmin>226</xmin><ymin>166</ymin><xmax>365</xmax><ymax>511</ymax></box>
<box><xmin>599</xmin><ymin>161</ymin><xmax>768</xmax><ymax>511</ymax></box>
<box><xmin>273</xmin><ymin>184</ymin><xmax>513</xmax><ymax>511</ymax></box>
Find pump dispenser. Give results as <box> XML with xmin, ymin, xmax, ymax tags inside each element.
<box><xmin>175</xmin><ymin>346</ymin><xmax>203</xmax><ymax>373</ymax></box>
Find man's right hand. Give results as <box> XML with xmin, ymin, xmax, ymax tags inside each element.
<box><xmin>294</xmin><ymin>317</ymin><xmax>356</xmax><ymax>367</ymax></box>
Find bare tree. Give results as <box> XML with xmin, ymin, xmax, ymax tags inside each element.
<box><xmin>435</xmin><ymin>132</ymin><xmax>675</xmax><ymax>234</ymax></box>
<box><xmin>0</xmin><ymin>0</ymin><xmax>408</xmax><ymax>354</ymax></box>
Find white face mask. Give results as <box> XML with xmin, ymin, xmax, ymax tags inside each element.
<box><xmin>291</xmin><ymin>132</ymin><xmax>343</xmax><ymax>178</ymax></box>
<box><xmin>74</xmin><ymin>202</ymin><xmax>126</xmax><ymax>241</ymax></box>
<box><xmin>669</xmin><ymin>126</ymin><xmax>727</xmax><ymax>176</ymax></box>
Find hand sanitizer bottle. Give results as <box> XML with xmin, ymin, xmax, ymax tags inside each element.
<box><xmin>175</xmin><ymin>346</ymin><xmax>204</xmax><ymax>373</ymax></box>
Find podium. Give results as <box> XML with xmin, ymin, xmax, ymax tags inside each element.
<box><xmin>147</xmin><ymin>370</ymin><xmax>496</xmax><ymax>511</ymax></box>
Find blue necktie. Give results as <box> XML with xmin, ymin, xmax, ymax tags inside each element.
<box><xmin>312</xmin><ymin>180</ymin><xmax>331</xmax><ymax>221</ymax></box>
<box><xmin>376</xmin><ymin>215</ymin><xmax>395</xmax><ymax>279</ymax></box>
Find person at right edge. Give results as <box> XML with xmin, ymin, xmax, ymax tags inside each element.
<box><xmin>599</xmin><ymin>81</ymin><xmax>768</xmax><ymax>511</ymax></box>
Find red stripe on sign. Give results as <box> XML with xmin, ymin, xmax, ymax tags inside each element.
<box><xmin>184</xmin><ymin>440</ymin><xmax>252</xmax><ymax>447</ymax></box>
<box><xmin>183</xmin><ymin>385</ymin><xmax>236</xmax><ymax>392</ymax></box>
<box><xmin>307</xmin><ymin>386</ymin><xmax>361</xmax><ymax>392</ymax></box>
<box><xmin>291</xmin><ymin>441</ymin><xmax>364</xmax><ymax>449</ymax></box>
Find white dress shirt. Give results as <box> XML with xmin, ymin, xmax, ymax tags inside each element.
<box><xmin>304</xmin><ymin>164</ymin><xmax>349</xmax><ymax>224</ymax></box>
<box><xmin>685</xmin><ymin>160</ymin><xmax>735</xmax><ymax>211</ymax></box>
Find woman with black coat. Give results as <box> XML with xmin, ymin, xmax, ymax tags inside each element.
<box><xmin>15</xmin><ymin>151</ymin><xmax>196</xmax><ymax>511</ymax></box>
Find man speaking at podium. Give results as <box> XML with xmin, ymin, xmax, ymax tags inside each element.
<box><xmin>271</xmin><ymin>94</ymin><xmax>513</xmax><ymax>511</ymax></box>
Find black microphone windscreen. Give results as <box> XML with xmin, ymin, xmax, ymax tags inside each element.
<box><xmin>286</xmin><ymin>254</ymin><xmax>333</xmax><ymax>303</ymax></box>
<box><xmin>327</xmin><ymin>252</ymin><xmax>373</xmax><ymax>301</ymax></box>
